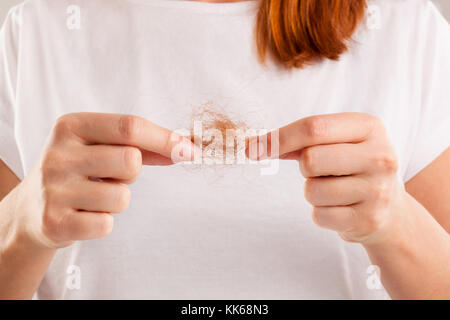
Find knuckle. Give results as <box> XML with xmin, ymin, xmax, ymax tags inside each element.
<box><xmin>303</xmin><ymin>117</ymin><xmax>328</xmax><ymax>140</ymax></box>
<box><xmin>363</xmin><ymin>114</ymin><xmax>383</xmax><ymax>138</ymax></box>
<box><xmin>300</xmin><ymin>148</ymin><xmax>317</xmax><ymax>177</ymax></box>
<box><xmin>53</xmin><ymin>114</ymin><xmax>78</xmax><ymax>137</ymax></box>
<box><xmin>311</xmin><ymin>208</ymin><xmax>326</xmax><ymax>228</ymax></box>
<box><xmin>304</xmin><ymin>179</ymin><xmax>318</xmax><ymax>203</ymax></box>
<box><xmin>42</xmin><ymin>208</ymin><xmax>58</xmax><ymax>232</ymax></box>
<box><xmin>97</xmin><ymin>215</ymin><xmax>114</xmax><ymax>237</ymax></box>
<box><xmin>41</xmin><ymin>150</ymin><xmax>71</xmax><ymax>182</ymax></box>
<box><xmin>368</xmin><ymin>116</ymin><xmax>390</xmax><ymax>140</ymax></box>
<box><xmin>118</xmin><ymin>115</ymin><xmax>141</xmax><ymax>142</ymax></box>
<box><xmin>41</xmin><ymin>151</ymin><xmax>60</xmax><ymax>178</ymax></box>
<box><xmin>116</xmin><ymin>186</ymin><xmax>131</xmax><ymax>212</ymax></box>
<box><xmin>42</xmin><ymin>184</ymin><xmax>57</xmax><ymax>204</ymax></box>
<box><xmin>371</xmin><ymin>152</ymin><xmax>398</xmax><ymax>173</ymax></box>
<box><xmin>370</xmin><ymin>183</ymin><xmax>392</xmax><ymax>204</ymax></box>
<box><xmin>367</xmin><ymin>114</ymin><xmax>384</xmax><ymax>131</ymax></box>
<box><xmin>365</xmin><ymin>210</ymin><xmax>385</xmax><ymax>233</ymax></box>
<box><xmin>42</xmin><ymin>205</ymin><xmax>65</xmax><ymax>240</ymax></box>
<box><xmin>368</xmin><ymin>114</ymin><xmax>383</xmax><ymax>126</ymax></box>
<box><xmin>123</xmin><ymin>147</ymin><xmax>142</xmax><ymax>177</ymax></box>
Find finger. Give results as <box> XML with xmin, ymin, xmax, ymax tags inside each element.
<box><xmin>67</xmin><ymin>180</ymin><xmax>131</xmax><ymax>213</ymax></box>
<box><xmin>279</xmin><ymin>149</ymin><xmax>302</xmax><ymax>160</ymax></box>
<box><xmin>57</xmin><ymin>113</ymin><xmax>195</xmax><ymax>162</ymax></box>
<box><xmin>312</xmin><ymin>206</ymin><xmax>355</xmax><ymax>232</ymax></box>
<box><xmin>298</xmin><ymin>143</ymin><xmax>368</xmax><ymax>177</ymax></box>
<box><xmin>248</xmin><ymin>113</ymin><xmax>377</xmax><ymax>160</ymax></box>
<box><xmin>304</xmin><ymin>176</ymin><xmax>368</xmax><ymax>206</ymax></box>
<box><xmin>280</xmin><ymin>143</ymin><xmax>398</xmax><ymax>179</ymax></box>
<box><xmin>62</xmin><ymin>211</ymin><xmax>114</xmax><ymax>241</ymax></box>
<box><xmin>73</xmin><ymin>145</ymin><xmax>142</xmax><ymax>180</ymax></box>
<box><xmin>141</xmin><ymin>150</ymin><xmax>173</xmax><ymax>166</ymax></box>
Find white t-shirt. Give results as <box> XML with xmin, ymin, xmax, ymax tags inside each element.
<box><xmin>0</xmin><ymin>0</ymin><xmax>449</xmax><ymax>299</ymax></box>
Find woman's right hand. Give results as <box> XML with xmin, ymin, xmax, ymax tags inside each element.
<box><xmin>10</xmin><ymin>112</ymin><xmax>195</xmax><ymax>249</ymax></box>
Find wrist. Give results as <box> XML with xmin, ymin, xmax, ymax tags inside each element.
<box><xmin>1</xmin><ymin>185</ymin><xmax>57</xmax><ymax>254</ymax></box>
<box><xmin>0</xmin><ymin>190</ymin><xmax>57</xmax><ymax>300</ymax></box>
<box><xmin>362</xmin><ymin>184</ymin><xmax>412</xmax><ymax>250</ymax></box>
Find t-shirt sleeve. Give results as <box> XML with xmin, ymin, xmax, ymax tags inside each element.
<box><xmin>403</xmin><ymin>1</ymin><xmax>450</xmax><ymax>183</ymax></box>
<box><xmin>0</xmin><ymin>5</ymin><xmax>24</xmax><ymax>180</ymax></box>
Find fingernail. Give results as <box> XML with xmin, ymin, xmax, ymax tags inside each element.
<box><xmin>172</xmin><ymin>139</ymin><xmax>196</xmax><ymax>163</ymax></box>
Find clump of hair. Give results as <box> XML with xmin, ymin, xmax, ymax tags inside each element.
<box><xmin>190</xmin><ymin>102</ymin><xmax>249</xmax><ymax>166</ymax></box>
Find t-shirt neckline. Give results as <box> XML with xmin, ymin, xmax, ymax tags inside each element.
<box><xmin>125</xmin><ymin>0</ymin><xmax>260</xmax><ymax>15</ymax></box>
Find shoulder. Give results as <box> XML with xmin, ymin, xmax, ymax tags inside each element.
<box><xmin>368</xmin><ymin>0</ymin><xmax>448</xmax><ymax>28</ymax></box>
<box><xmin>10</xmin><ymin>0</ymin><xmax>125</xmax><ymax>22</ymax></box>
<box><xmin>370</xmin><ymin>0</ymin><xmax>436</xmax><ymax>12</ymax></box>
<box><xmin>3</xmin><ymin>0</ymin><xmax>114</xmax><ymax>36</ymax></box>
<box><xmin>358</xmin><ymin>0</ymin><xmax>449</xmax><ymax>57</ymax></box>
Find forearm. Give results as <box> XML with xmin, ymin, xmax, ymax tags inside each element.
<box><xmin>363</xmin><ymin>192</ymin><xmax>450</xmax><ymax>299</ymax></box>
<box><xmin>0</xmin><ymin>189</ymin><xmax>56</xmax><ymax>300</ymax></box>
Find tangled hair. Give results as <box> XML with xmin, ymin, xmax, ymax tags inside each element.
<box><xmin>190</xmin><ymin>102</ymin><xmax>249</xmax><ymax>165</ymax></box>
<box><xmin>256</xmin><ymin>0</ymin><xmax>367</xmax><ymax>68</ymax></box>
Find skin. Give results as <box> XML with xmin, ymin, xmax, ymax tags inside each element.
<box><xmin>0</xmin><ymin>113</ymin><xmax>194</xmax><ymax>299</ymax></box>
<box><xmin>1</xmin><ymin>113</ymin><xmax>449</xmax><ymax>300</ymax></box>
<box><xmin>0</xmin><ymin>0</ymin><xmax>449</xmax><ymax>300</ymax></box>
<box><xmin>248</xmin><ymin>113</ymin><xmax>450</xmax><ymax>299</ymax></box>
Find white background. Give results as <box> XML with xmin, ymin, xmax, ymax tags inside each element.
<box><xmin>1</xmin><ymin>0</ymin><xmax>450</xmax><ymax>24</ymax></box>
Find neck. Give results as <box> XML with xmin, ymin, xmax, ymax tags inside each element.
<box><xmin>191</xmin><ymin>0</ymin><xmax>252</xmax><ymax>3</ymax></box>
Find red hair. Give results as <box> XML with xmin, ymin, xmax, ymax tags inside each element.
<box><xmin>256</xmin><ymin>0</ymin><xmax>367</xmax><ymax>68</ymax></box>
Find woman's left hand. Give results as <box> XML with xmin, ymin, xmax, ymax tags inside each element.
<box><xmin>248</xmin><ymin>112</ymin><xmax>405</xmax><ymax>244</ymax></box>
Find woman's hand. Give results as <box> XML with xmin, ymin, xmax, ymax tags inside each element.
<box><xmin>10</xmin><ymin>112</ymin><xmax>195</xmax><ymax>249</ymax></box>
<box><xmin>248</xmin><ymin>112</ymin><xmax>404</xmax><ymax>244</ymax></box>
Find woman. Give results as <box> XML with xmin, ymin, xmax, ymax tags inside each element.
<box><xmin>0</xmin><ymin>0</ymin><xmax>449</xmax><ymax>299</ymax></box>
